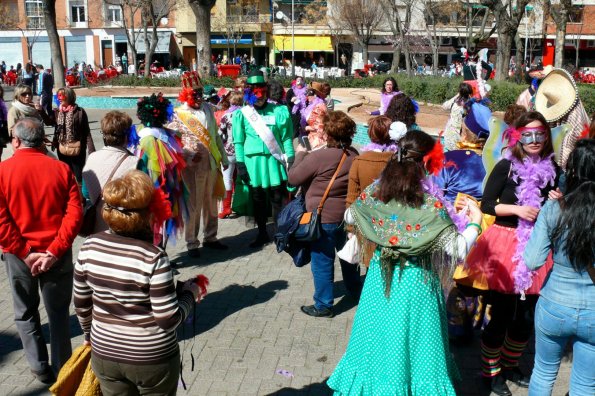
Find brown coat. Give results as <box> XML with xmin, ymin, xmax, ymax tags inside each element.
<box><xmin>346</xmin><ymin>151</ymin><xmax>392</xmax><ymax>206</ymax></box>
<box><xmin>288</xmin><ymin>146</ymin><xmax>358</xmax><ymax>224</ymax></box>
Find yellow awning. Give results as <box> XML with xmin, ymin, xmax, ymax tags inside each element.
<box><xmin>273</xmin><ymin>35</ymin><xmax>333</xmax><ymax>52</ymax></box>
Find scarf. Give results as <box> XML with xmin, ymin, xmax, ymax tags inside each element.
<box><xmin>351</xmin><ymin>181</ymin><xmax>462</xmax><ymax>295</ymax></box>
<box><xmin>360</xmin><ymin>142</ymin><xmax>399</xmax><ymax>153</ymax></box>
<box><xmin>57</xmin><ymin>104</ymin><xmax>78</xmax><ymax>144</ymax></box>
<box><xmin>226</xmin><ymin>105</ymin><xmax>241</xmax><ymax>115</ymax></box>
<box><xmin>504</xmin><ymin>151</ymin><xmax>556</xmax><ymax>297</ymax></box>
<box><xmin>11</xmin><ymin>100</ymin><xmax>39</xmax><ymax>117</ymax></box>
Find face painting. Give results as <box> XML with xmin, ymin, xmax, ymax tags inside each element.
<box><xmin>57</xmin><ymin>92</ymin><xmax>66</xmax><ymax>104</ymax></box>
<box><xmin>519</xmin><ymin>127</ymin><xmax>547</xmax><ymax>145</ymax></box>
<box><xmin>252</xmin><ymin>86</ymin><xmax>267</xmax><ymax>99</ymax></box>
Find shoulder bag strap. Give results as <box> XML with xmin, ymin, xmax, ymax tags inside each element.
<box><xmin>94</xmin><ymin>153</ymin><xmax>129</xmax><ymax>205</ymax></box>
<box><xmin>316</xmin><ymin>151</ymin><xmax>347</xmax><ymax>213</ymax></box>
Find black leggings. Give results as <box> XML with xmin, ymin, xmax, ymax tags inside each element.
<box><xmin>251</xmin><ymin>183</ymin><xmax>286</xmax><ymax>235</ymax></box>
<box><xmin>482</xmin><ymin>291</ymin><xmax>538</xmax><ymax>348</ymax></box>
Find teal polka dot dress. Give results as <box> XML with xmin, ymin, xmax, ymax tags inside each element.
<box><xmin>327</xmin><ymin>251</ymin><xmax>460</xmax><ymax>395</ymax></box>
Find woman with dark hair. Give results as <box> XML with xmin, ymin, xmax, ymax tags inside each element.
<box><xmin>371</xmin><ymin>77</ymin><xmax>400</xmax><ymax>116</ymax></box>
<box><xmin>385</xmin><ymin>94</ymin><xmax>419</xmax><ymax>130</ymax></box>
<box><xmin>53</xmin><ymin>86</ymin><xmax>96</xmax><ymax>182</ymax></box>
<box><xmin>22</xmin><ymin>63</ymin><xmax>34</xmax><ymax>91</ymax></box>
<box><xmin>288</xmin><ymin>111</ymin><xmax>363</xmax><ymax>317</ymax></box>
<box><xmin>74</xmin><ymin>170</ymin><xmax>204</xmax><ymax>396</ymax></box>
<box><xmin>133</xmin><ymin>93</ymin><xmax>187</xmax><ymax>246</ymax></box>
<box><xmin>465</xmin><ymin>111</ymin><xmax>559</xmax><ymax>396</ymax></box>
<box><xmin>328</xmin><ymin>130</ymin><xmax>483</xmax><ymax>395</ymax></box>
<box><xmin>267</xmin><ymin>79</ymin><xmax>285</xmax><ymax>105</ymax></box>
<box><xmin>525</xmin><ymin>139</ymin><xmax>595</xmax><ymax>396</ymax></box>
<box><xmin>442</xmin><ymin>82</ymin><xmax>473</xmax><ymax>151</ymax></box>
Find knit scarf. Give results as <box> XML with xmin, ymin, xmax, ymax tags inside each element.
<box><xmin>504</xmin><ymin>151</ymin><xmax>556</xmax><ymax>297</ymax></box>
<box><xmin>57</xmin><ymin>104</ymin><xmax>77</xmax><ymax>144</ymax></box>
<box><xmin>11</xmin><ymin>100</ymin><xmax>38</xmax><ymax>117</ymax></box>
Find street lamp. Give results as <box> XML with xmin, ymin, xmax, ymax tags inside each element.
<box><xmin>275</xmin><ymin>3</ymin><xmax>295</xmax><ymax>77</ymax></box>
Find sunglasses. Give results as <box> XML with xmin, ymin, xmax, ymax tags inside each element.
<box><xmin>20</xmin><ymin>92</ymin><xmax>32</xmax><ymax>97</ymax></box>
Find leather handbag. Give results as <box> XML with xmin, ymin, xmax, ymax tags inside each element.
<box><xmin>79</xmin><ymin>154</ymin><xmax>128</xmax><ymax>237</ymax></box>
<box><xmin>294</xmin><ymin>151</ymin><xmax>347</xmax><ymax>242</ymax></box>
<box><xmin>59</xmin><ymin>140</ymin><xmax>81</xmax><ymax>156</ymax></box>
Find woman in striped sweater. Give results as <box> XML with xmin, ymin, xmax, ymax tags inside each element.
<box><xmin>74</xmin><ymin>170</ymin><xmax>202</xmax><ymax>396</ymax></box>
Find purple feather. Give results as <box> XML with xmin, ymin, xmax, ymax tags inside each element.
<box><xmin>360</xmin><ymin>142</ymin><xmax>399</xmax><ymax>153</ymax></box>
<box><xmin>422</xmin><ymin>178</ymin><xmax>469</xmax><ymax>233</ymax></box>
<box><xmin>504</xmin><ymin>152</ymin><xmax>556</xmax><ymax>295</ymax></box>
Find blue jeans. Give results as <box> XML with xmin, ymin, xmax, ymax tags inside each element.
<box><xmin>310</xmin><ymin>223</ymin><xmax>362</xmax><ymax>310</ymax></box>
<box><xmin>528</xmin><ymin>297</ymin><xmax>595</xmax><ymax>396</ymax></box>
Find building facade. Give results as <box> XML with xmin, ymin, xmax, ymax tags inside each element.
<box><xmin>0</xmin><ymin>0</ymin><xmax>178</xmax><ymax>70</ymax></box>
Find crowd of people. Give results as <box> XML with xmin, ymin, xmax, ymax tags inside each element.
<box><xmin>0</xmin><ymin>61</ymin><xmax>593</xmax><ymax>396</ymax></box>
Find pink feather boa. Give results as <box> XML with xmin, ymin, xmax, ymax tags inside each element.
<box><xmin>505</xmin><ymin>151</ymin><xmax>556</xmax><ymax>297</ymax></box>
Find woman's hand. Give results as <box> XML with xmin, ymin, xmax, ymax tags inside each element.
<box><xmin>465</xmin><ymin>199</ymin><xmax>483</xmax><ymax>225</ymax></box>
<box><xmin>182</xmin><ymin>280</ymin><xmax>200</xmax><ymax>302</ymax></box>
<box><xmin>548</xmin><ymin>188</ymin><xmax>562</xmax><ymax>200</ymax></box>
<box><xmin>515</xmin><ymin>205</ymin><xmax>540</xmax><ymax>222</ymax></box>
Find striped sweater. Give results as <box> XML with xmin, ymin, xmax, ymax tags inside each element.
<box><xmin>74</xmin><ymin>231</ymin><xmax>194</xmax><ymax>365</ymax></box>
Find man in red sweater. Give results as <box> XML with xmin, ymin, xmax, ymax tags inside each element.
<box><xmin>0</xmin><ymin>117</ymin><xmax>82</xmax><ymax>384</ymax></box>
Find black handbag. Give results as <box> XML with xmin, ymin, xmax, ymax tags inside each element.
<box><xmin>294</xmin><ymin>151</ymin><xmax>347</xmax><ymax>242</ymax></box>
<box><xmin>79</xmin><ymin>154</ymin><xmax>128</xmax><ymax>237</ymax></box>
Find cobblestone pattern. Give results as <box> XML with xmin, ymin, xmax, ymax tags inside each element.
<box><xmin>0</xmin><ymin>105</ymin><xmax>571</xmax><ymax>395</ymax></box>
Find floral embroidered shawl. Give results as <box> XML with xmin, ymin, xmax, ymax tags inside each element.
<box><xmin>350</xmin><ymin>182</ymin><xmax>461</xmax><ymax>295</ymax></box>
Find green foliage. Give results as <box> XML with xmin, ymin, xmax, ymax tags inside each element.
<box><xmin>104</xmin><ymin>73</ymin><xmax>595</xmax><ymax>114</ymax></box>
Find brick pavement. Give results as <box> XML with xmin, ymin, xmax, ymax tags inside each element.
<box><xmin>0</xmin><ymin>103</ymin><xmax>572</xmax><ymax>396</ymax></box>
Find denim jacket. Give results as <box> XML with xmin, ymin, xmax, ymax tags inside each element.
<box><xmin>523</xmin><ymin>200</ymin><xmax>594</xmax><ymax>310</ymax></box>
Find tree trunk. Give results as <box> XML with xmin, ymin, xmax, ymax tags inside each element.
<box><xmin>404</xmin><ymin>42</ymin><xmax>412</xmax><ymax>76</ymax></box>
<box><xmin>42</xmin><ymin>0</ymin><xmax>65</xmax><ymax>88</ymax></box>
<box><xmin>554</xmin><ymin>20</ymin><xmax>567</xmax><ymax>68</ymax></box>
<box><xmin>189</xmin><ymin>2</ymin><xmax>214</xmax><ymax>77</ymax></box>
<box><xmin>144</xmin><ymin>27</ymin><xmax>159</xmax><ymax>78</ymax></box>
<box><xmin>432</xmin><ymin>45</ymin><xmax>439</xmax><ymax>76</ymax></box>
<box><xmin>494</xmin><ymin>33</ymin><xmax>513</xmax><ymax>81</ymax></box>
<box><xmin>361</xmin><ymin>42</ymin><xmax>368</xmax><ymax>68</ymax></box>
<box><xmin>514</xmin><ymin>33</ymin><xmax>524</xmax><ymax>83</ymax></box>
<box><xmin>390</xmin><ymin>46</ymin><xmax>400</xmax><ymax>73</ymax></box>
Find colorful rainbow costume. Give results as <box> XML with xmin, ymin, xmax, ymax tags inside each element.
<box><xmin>134</xmin><ymin>127</ymin><xmax>189</xmax><ymax>245</ymax></box>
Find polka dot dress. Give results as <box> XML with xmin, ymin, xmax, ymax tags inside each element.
<box><xmin>327</xmin><ymin>251</ymin><xmax>459</xmax><ymax>395</ymax></box>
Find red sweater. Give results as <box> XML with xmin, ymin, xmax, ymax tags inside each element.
<box><xmin>0</xmin><ymin>149</ymin><xmax>82</xmax><ymax>259</ymax></box>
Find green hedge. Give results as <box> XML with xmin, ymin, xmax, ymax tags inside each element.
<box><xmin>105</xmin><ymin>73</ymin><xmax>595</xmax><ymax>115</ymax></box>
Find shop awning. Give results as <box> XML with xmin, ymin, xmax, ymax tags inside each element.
<box><xmin>211</xmin><ymin>34</ymin><xmax>253</xmax><ymax>45</ymax></box>
<box><xmin>274</xmin><ymin>35</ymin><xmax>333</xmax><ymax>52</ymax></box>
<box><xmin>134</xmin><ymin>31</ymin><xmax>172</xmax><ymax>53</ymax></box>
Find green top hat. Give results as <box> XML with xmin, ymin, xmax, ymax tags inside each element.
<box><xmin>246</xmin><ymin>70</ymin><xmax>266</xmax><ymax>85</ymax></box>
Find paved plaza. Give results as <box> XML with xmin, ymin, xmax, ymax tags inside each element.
<box><xmin>0</xmin><ymin>103</ymin><xmax>571</xmax><ymax>395</ymax></box>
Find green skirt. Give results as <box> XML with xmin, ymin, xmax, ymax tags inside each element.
<box><xmin>245</xmin><ymin>153</ymin><xmax>287</xmax><ymax>189</ymax></box>
<box><xmin>327</xmin><ymin>251</ymin><xmax>459</xmax><ymax>395</ymax></box>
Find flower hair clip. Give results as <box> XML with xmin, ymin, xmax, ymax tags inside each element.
<box><xmin>389</xmin><ymin>121</ymin><xmax>407</xmax><ymax>142</ymax></box>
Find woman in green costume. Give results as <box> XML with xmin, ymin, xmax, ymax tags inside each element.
<box><xmin>328</xmin><ymin>130</ymin><xmax>483</xmax><ymax>395</ymax></box>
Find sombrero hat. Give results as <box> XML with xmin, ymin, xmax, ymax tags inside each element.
<box><xmin>308</xmin><ymin>81</ymin><xmax>325</xmax><ymax>97</ymax></box>
<box><xmin>528</xmin><ymin>64</ymin><xmax>553</xmax><ymax>79</ymax></box>
<box><xmin>534</xmin><ymin>68</ymin><xmax>579</xmax><ymax>122</ymax></box>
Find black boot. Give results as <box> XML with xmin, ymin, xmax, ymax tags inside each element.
<box><xmin>484</xmin><ymin>374</ymin><xmax>512</xmax><ymax>396</ymax></box>
<box><xmin>502</xmin><ymin>367</ymin><xmax>530</xmax><ymax>388</ymax></box>
<box><xmin>249</xmin><ymin>232</ymin><xmax>270</xmax><ymax>248</ymax></box>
